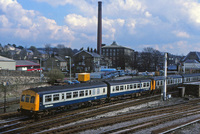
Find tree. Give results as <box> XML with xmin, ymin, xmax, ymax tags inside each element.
<box><xmin>87</xmin><ymin>47</ymin><xmax>90</xmax><ymax>52</ymax></box>
<box><xmin>12</xmin><ymin>44</ymin><xmax>16</xmax><ymax>48</ymax></box>
<box><xmin>29</xmin><ymin>46</ymin><xmax>40</xmax><ymax>57</ymax></box>
<box><xmin>47</xmin><ymin>69</ymin><xmax>65</xmax><ymax>84</ymax></box>
<box><xmin>45</xmin><ymin>44</ymin><xmax>51</xmax><ymax>58</ymax></box>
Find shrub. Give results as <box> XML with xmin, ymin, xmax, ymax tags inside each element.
<box><xmin>47</xmin><ymin>69</ymin><xmax>65</xmax><ymax>84</ymax></box>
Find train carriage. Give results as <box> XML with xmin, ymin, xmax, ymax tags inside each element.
<box><xmin>182</xmin><ymin>73</ymin><xmax>200</xmax><ymax>83</ymax></box>
<box><xmin>19</xmin><ymin>82</ymin><xmax>107</xmax><ymax>116</ymax></box>
<box><xmin>106</xmin><ymin>78</ymin><xmax>152</xmax><ymax>98</ymax></box>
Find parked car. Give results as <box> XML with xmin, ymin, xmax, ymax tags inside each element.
<box><xmin>72</xmin><ymin>80</ymin><xmax>80</xmax><ymax>84</ymax></box>
<box><xmin>64</xmin><ymin>80</ymin><xmax>74</xmax><ymax>85</ymax></box>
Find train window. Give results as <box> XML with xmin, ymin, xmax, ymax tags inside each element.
<box><xmin>120</xmin><ymin>86</ymin><xmax>123</xmax><ymax>90</ymax></box>
<box><xmin>171</xmin><ymin>80</ymin><xmax>173</xmax><ymax>84</ymax></box>
<box><xmin>66</xmin><ymin>93</ymin><xmax>71</xmax><ymax>99</ymax></box>
<box><xmin>25</xmin><ymin>95</ymin><xmax>30</xmax><ymax>102</ymax></box>
<box><xmin>89</xmin><ymin>90</ymin><xmax>92</xmax><ymax>95</ymax></box>
<box><xmin>137</xmin><ymin>84</ymin><xmax>140</xmax><ymax>88</ymax></box>
<box><xmin>134</xmin><ymin>84</ymin><xmax>136</xmax><ymax>89</ymax></box>
<box><xmin>53</xmin><ymin>94</ymin><xmax>59</xmax><ymax>101</ymax></box>
<box><xmin>143</xmin><ymin>83</ymin><xmax>146</xmax><ymax>87</ymax></box>
<box><xmin>79</xmin><ymin>91</ymin><xmax>84</xmax><ymax>97</ymax></box>
<box><xmin>112</xmin><ymin>87</ymin><xmax>115</xmax><ymax>92</ymax></box>
<box><xmin>147</xmin><ymin>83</ymin><xmax>150</xmax><ymax>87</ymax></box>
<box><xmin>127</xmin><ymin>85</ymin><xmax>130</xmax><ymax>89</ymax></box>
<box><xmin>30</xmin><ymin>96</ymin><xmax>35</xmax><ymax>103</ymax></box>
<box><xmin>73</xmin><ymin>92</ymin><xmax>78</xmax><ymax>98</ymax></box>
<box><xmin>116</xmin><ymin>86</ymin><xmax>119</xmax><ymax>91</ymax></box>
<box><xmin>161</xmin><ymin>81</ymin><xmax>163</xmax><ymax>85</ymax></box>
<box><xmin>61</xmin><ymin>93</ymin><xmax>65</xmax><ymax>100</ymax></box>
<box><xmin>103</xmin><ymin>88</ymin><xmax>106</xmax><ymax>93</ymax></box>
<box><xmin>92</xmin><ymin>89</ymin><xmax>95</xmax><ymax>95</ymax></box>
<box><xmin>156</xmin><ymin>81</ymin><xmax>158</xmax><ymax>86</ymax></box>
<box><xmin>21</xmin><ymin>95</ymin><xmax>25</xmax><ymax>102</ymax></box>
<box><xmin>85</xmin><ymin>90</ymin><xmax>88</xmax><ymax>96</ymax></box>
<box><xmin>97</xmin><ymin>88</ymin><xmax>100</xmax><ymax>94</ymax></box>
<box><xmin>45</xmin><ymin>95</ymin><xmax>52</xmax><ymax>102</ymax></box>
<box><xmin>130</xmin><ymin>84</ymin><xmax>133</xmax><ymax>89</ymax></box>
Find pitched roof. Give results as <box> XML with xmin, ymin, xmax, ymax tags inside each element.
<box><xmin>0</xmin><ymin>56</ymin><xmax>15</xmax><ymax>62</ymax></box>
<box><xmin>55</xmin><ymin>56</ymin><xmax>66</xmax><ymax>62</ymax></box>
<box><xmin>182</xmin><ymin>51</ymin><xmax>200</xmax><ymax>62</ymax></box>
<box><xmin>184</xmin><ymin>59</ymin><xmax>199</xmax><ymax>63</ymax></box>
<box><xmin>16</xmin><ymin>60</ymin><xmax>40</xmax><ymax>67</ymax></box>
<box><xmin>73</xmin><ymin>50</ymin><xmax>100</xmax><ymax>58</ymax></box>
<box><xmin>102</xmin><ymin>41</ymin><xmax>133</xmax><ymax>50</ymax></box>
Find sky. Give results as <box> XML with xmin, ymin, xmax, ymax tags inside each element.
<box><xmin>1</xmin><ymin>0</ymin><xmax>200</xmax><ymax>55</ymax></box>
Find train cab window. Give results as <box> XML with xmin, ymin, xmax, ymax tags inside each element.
<box><xmin>53</xmin><ymin>94</ymin><xmax>59</xmax><ymax>101</ymax></box>
<box><xmin>45</xmin><ymin>95</ymin><xmax>52</xmax><ymax>102</ymax></box>
<box><xmin>120</xmin><ymin>86</ymin><xmax>123</xmax><ymax>90</ymax></box>
<box><xmin>66</xmin><ymin>93</ymin><xmax>72</xmax><ymax>99</ymax></box>
<box><xmin>103</xmin><ymin>88</ymin><xmax>106</xmax><ymax>93</ymax></box>
<box><xmin>79</xmin><ymin>91</ymin><xmax>84</xmax><ymax>97</ymax></box>
<box><xmin>30</xmin><ymin>96</ymin><xmax>35</xmax><ymax>103</ymax></box>
<box><xmin>73</xmin><ymin>92</ymin><xmax>78</xmax><ymax>98</ymax></box>
<box><xmin>21</xmin><ymin>95</ymin><xmax>25</xmax><ymax>102</ymax></box>
<box><xmin>25</xmin><ymin>95</ymin><xmax>30</xmax><ymax>102</ymax></box>
<box><xmin>116</xmin><ymin>86</ymin><xmax>119</xmax><ymax>91</ymax></box>
<box><xmin>85</xmin><ymin>90</ymin><xmax>88</xmax><ymax>96</ymax></box>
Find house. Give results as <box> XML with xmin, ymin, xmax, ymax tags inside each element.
<box><xmin>0</xmin><ymin>56</ymin><xmax>16</xmax><ymax>70</ymax></box>
<box><xmin>43</xmin><ymin>56</ymin><xmax>67</xmax><ymax>71</ymax></box>
<box><xmin>73</xmin><ymin>50</ymin><xmax>101</xmax><ymax>72</ymax></box>
<box><xmin>181</xmin><ymin>51</ymin><xmax>200</xmax><ymax>73</ymax></box>
<box><xmin>16</xmin><ymin>60</ymin><xmax>41</xmax><ymax>71</ymax></box>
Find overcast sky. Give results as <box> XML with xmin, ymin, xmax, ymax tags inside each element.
<box><xmin>1</xmin><ymin>0</ymin><xmax>200</xmax><ymax>55</ymax></box>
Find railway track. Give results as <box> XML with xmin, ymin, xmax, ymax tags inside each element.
<box><xmin>0</xmin><ymin>95</ymin><xmax>161</xmax><ymax>134</ymax></box>
<box><xmin>37</xmin><ymin>99</ymin><xmax>200</xmax><ymax>134</ymax></box>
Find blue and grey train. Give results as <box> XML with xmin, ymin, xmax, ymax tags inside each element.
<box><xmin>18</xmin><ymin>73</ymin><xmax>200</xmax><ymax>117</ymax></box>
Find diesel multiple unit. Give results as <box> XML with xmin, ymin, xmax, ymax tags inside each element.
<box><xmin>18</xmin><ymin>73</ymin><xmax>200</xmax><ymax>117</ymax></box>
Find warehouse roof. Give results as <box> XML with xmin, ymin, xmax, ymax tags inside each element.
<box><xmin>16</xmin><ymin>60</ymin><xmax>40</xmax><ymax>67</ymax></box>
<box><xmin>0</xmin><ymin>56</ymin><xmax>15</xmax><ymax>62</ymax></box>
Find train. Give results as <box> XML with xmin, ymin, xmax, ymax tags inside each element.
<box><xmin>18</xmin><ymin>73</ymin><xmax>200</xmax><ymax>118</ymax></box>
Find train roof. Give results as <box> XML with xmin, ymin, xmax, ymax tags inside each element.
<box><xmin>30</xmin><ymin>81</ymin><xmax>107</xmax><ymax>94</ymax></box>
<box><xmin>181</xmin><ymin>73</ymin><xmax>200</xmax><ymax>77</ymax></box>
<box><xmin>153</xmin><ymin>75</ymin><xmax>182</xmax><ymax>80</ymax></box>
<box><xmin>106</xmin><ymin>78</ymin><xmax>151</xmax><ymax>86</ymax></box>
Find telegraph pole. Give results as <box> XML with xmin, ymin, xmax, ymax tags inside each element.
<box><xmin>163</xmin><ymin>53</ymin><xmax>167</xmax><ymax>101</ymax></box>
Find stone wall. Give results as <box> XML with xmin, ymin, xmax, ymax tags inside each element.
<box><xmin>0</xmin><ymin>70</ymin><xmax>50</xmax><ymax>99</ymax></box>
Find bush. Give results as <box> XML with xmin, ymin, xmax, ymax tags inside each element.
<box><xmin>47</xmin><ymin>69</ymin><xmax>65</xmax><ymax>84</ymax></box>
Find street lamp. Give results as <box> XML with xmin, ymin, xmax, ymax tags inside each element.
<box><xmin>34</xmin><ymin>57</ymin><xmax>42</xmax><ymax>82</ymax></box>
<box><xmin>65</xmin><ymin>56</ymin><xmax>71</xmax><ymax>81</ymax></box>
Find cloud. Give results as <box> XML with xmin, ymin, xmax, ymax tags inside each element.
<box><xmin>0</xmin><ymin>0</ymin><xmax>74</xmax><ymax>45</ymax></box>
<box><xmin>173</xmin><ymin>31</ymin><xmax>190</xmax><ymax>38</ymax></box>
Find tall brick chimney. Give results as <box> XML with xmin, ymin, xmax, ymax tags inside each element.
<box><xmin>97</xmin><ymin>1</ymin><xmax>102</xmax><ymax>55</ymax></box>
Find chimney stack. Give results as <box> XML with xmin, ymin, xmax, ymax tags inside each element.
<box><xmin>97</xmin><ymin>1</ymin><xmax>102</xmax><ymax>55</ymax></box>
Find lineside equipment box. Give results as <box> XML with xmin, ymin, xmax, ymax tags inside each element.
<box><xmin>78</xmin><ymin>73</ymin><xmax>90</xmax><ymax>82</ymax></box>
